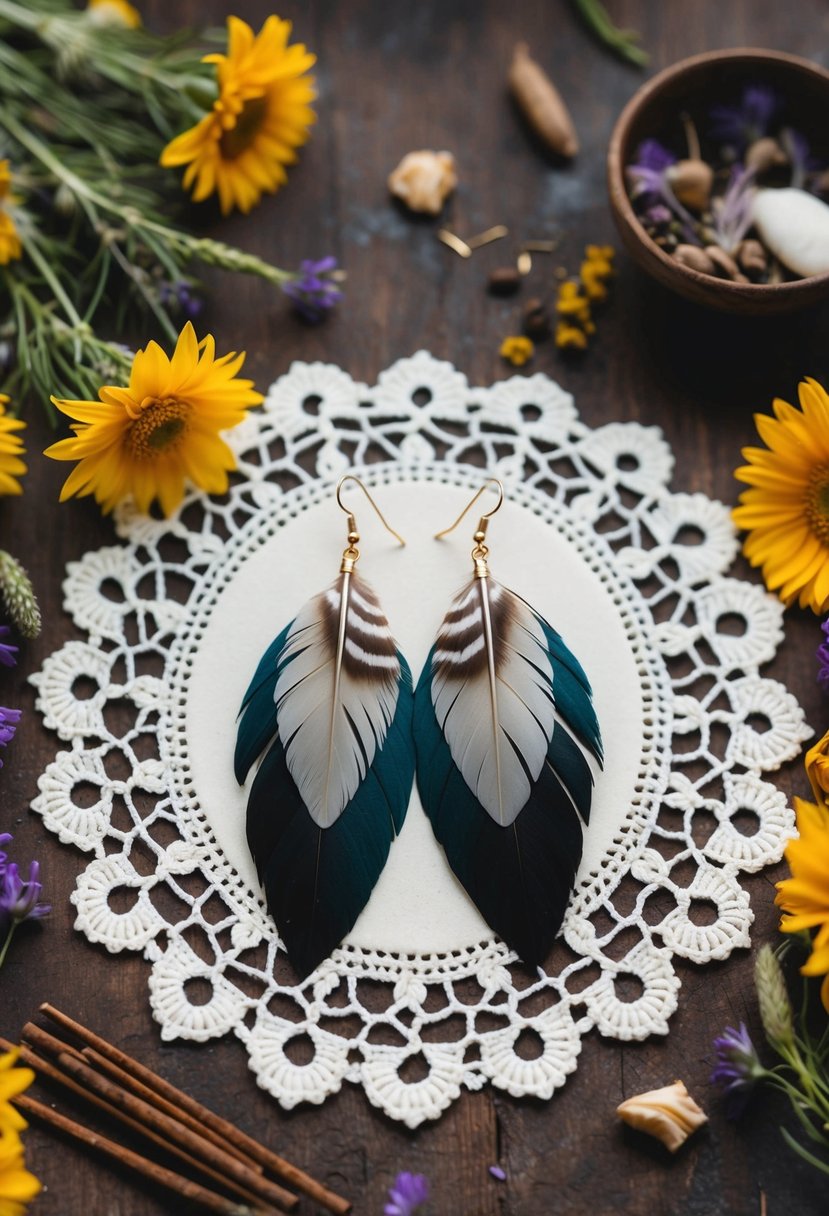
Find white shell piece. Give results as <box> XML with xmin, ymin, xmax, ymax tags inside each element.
<box><xmin>752</xmin><ymin>187</ymin><xmax>829</xmax><ymax>276</ymax></box>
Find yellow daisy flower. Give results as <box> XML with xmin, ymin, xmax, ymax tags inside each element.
<box><xmin>0</xmin><ymin>1128</ymin><xmax>41</xmax><ymax>1216</ymax></box>
<box><xmin>45</xmin><ymin>322</ymin><xmax>263</xmax><ymax>517</ymax></box>
<box><xmin>0</xmin><ymin>1051</ymin><xmax>34</xmax><ymax>1137</ymax></box>
<box><xmin>0</xmin><ymin>162</ymin><xmax>22</xmax><ymax>266</ymax></box>
<box><xmin>733</xmin><ymin>379</ymin><xmax>829</xmax><ymax>613</ymax></box>
<box><xmin>160</xmin><ymin>15</ymin><xmax>316</xmax><ymax>215</ymax></box>
<box><xmin>85</xmin><ymin>0</ymin><xmax>141</xmax><ymax>28</ymax></box>
<box><xmin>776</xmin><ymin>797</ymin><xmax>829</xmax><ymax>1011</ymax></box>
<box><xmin>0</xmin><ymin>398</ymin><xmax>26</xmax><ymax>497</ymax></box>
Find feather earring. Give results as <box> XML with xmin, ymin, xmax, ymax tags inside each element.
<box><xmin>414</xmin><ymin>480</ymin><xmax>603</xmax><ymax>967</ymax></box>
<box><xmin>235</xmin><ymin>476</ymin><xmax>415</xmax><ymax>978</ymax></box>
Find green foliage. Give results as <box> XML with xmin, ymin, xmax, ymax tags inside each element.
<box><xmin>0</xmin><ymin>1</ymin><xmax>294</xmax><ymax>411</ymax></box>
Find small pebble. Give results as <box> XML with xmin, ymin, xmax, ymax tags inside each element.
<box><xmin>487</xmin><ymin>267</ymin><xmax>522</xmax><ymax>296</ymax></box>
<box><xmin>523</xmin><ymin>297</ymin><xmax>550</xmax><ymax>339</ymax></box>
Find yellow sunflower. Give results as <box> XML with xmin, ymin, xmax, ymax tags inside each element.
<box><xmin>733</xmin><ymin>378</ymin><xmax>829</xmax><ymax>613</ymax></box>
<box><xmin>0</xmin><ymin>1051</ymin><xmax>33</xmax><ymax>1138</ymax></box>
<box><xmin>776</xmin><ymin>797</ymin><xmax>829</xmax><ymax>1011</ymax></box>
<box><xmin>0</xmin><ymin>398</ymin><xmax>26</xmax><ymax>496</ymax></box>
<box><xmin>0</xmin><ymin>1129</ymin><xmax>40</xmax><ymax>1216</ymax></box>
<box><xmin>0</xmin><ymin>162</ymin><xmax>22</xmax><ymax>266</ymax></box>
<box><xmin>45</xmin><ymin>322</ymin><xmax>262</xmax><ymax>517</ymax></box>
<box><xmin>160</xmin><ymin>15</ymin><xmax>316</xmax><ymax>215</ymax></box>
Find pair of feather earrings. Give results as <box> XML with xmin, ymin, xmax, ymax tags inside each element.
<box><xmin>235</xmin><ymin>476</ymin><xmax>603</xmax><ymax>978</ymax></box>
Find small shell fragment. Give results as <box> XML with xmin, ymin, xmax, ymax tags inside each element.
<box><xmin>388</xmin><ymin>150</ymin><xmax>458</xmax><ymax>215</ymax></box>
<box><xmin>752</xmin><ymin>187</ymin><xmax>829</xmax><ymax>277</ymax></box>
<box><xmin>617</xmin><ymin>1080</ymin><xmax>708</xmax><ymax>1153</ymax></box>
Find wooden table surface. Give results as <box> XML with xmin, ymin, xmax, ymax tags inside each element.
<box><xmin>4</xmin><ymin>2</ymin><xmax>829</xmax><ymax>1213</ymax></box>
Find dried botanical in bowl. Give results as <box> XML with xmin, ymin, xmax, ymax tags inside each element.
<box><xmin>626</xmin><ymin>85</ymin><xmax>829</xmax><ymax>285</ymax></box>
<box><xmin>607</xmin><ymin>50</ymin><xmax>829</xmax><ymax>314</ymax></box>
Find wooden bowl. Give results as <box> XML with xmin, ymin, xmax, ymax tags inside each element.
<box><xmin>607</xmin><ymin>49</ymin><xmax>829</xmax><ymax>314</ymax></box>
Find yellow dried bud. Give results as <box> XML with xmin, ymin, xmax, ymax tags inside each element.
<box><xmin>617</xmin><ymin>1080</ymin><xmax>708</xmax><ymax>1152</ymax></box>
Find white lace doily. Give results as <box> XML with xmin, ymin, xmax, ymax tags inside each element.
<box><xmin>32</xmin><ymin>352</ymin><xmax>807</xmax><ymax>1128</ymax></box>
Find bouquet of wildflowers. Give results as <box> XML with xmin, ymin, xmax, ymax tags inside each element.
<box><xmin>0</xmin><ymin>0</ymin><xmax>341</xmax><ymax>412</ymax></box>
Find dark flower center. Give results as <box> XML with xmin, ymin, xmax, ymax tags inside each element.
<box><xmin>220</xmin><ymin>96</ymin><xmax>268</xmax><ymax>160</ymax></box>
<box><xmin>126</xmin><ymin>398</ymin><xmax>190</xmax><ymax>459</ymax></box>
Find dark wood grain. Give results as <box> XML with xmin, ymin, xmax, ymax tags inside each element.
<box><xmin>3</xmin><ymin>2</ymin><xmax>829</xmax><ymax>1214</ymax></box>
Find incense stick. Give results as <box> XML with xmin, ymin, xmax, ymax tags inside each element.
<box><xmin>2</xmin><ymin>1038</ymin><xmax>265</xmax><ymax>1210</ymax></box>
<box><xmin>16</xmin><ymin>1095</ymin><xmax>274</xmax><ymax>1216</ymax></box>
<box><xmin>23</xmin><ymin>1023</ymin><xmax>298</xmax><ymax>1214</ymax></box>
<box><xmin>41</xmin><ymin>1004</ymin><xmax>351</xmax><ymax>1215</ymax></box>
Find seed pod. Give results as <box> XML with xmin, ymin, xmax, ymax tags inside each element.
<box><xmin>735</xmin><ymin>238</ymin><xmax>767</xmax><ymax>277</ymax></box>
<box><xmin>745</xmin><ymin>137</ymin><xmax>788</xmax><ymax>176</ymax></box>
<box><xmin>673</xmin><ymin>244</ymin><xmax>716</xmax><ymax>274</ymax></box>
<box><xmin>704</xmin><ymin>244</ymin><xmax>748</xmax><ymax>282</ymax></box>
<box><xmin>523</xmin><ymin>297</ymin><xmax>550</xmax><ymax>339</ymax></box>
<box><xmin>487</xmin><ymin>267</ymin><xmax>522</xmax><ymax>296</ymax></box>
<box><xmin>666</xmin><ymin>159</ymin><xmax>713</xmax><ymax>211</ymax></box>
<box><xmin>508</xmin><ymin>42</ymin><xmax>578</xmax><ymax>159</ymax></box>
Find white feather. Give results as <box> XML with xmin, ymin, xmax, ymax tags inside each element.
<box><xmin>431</xmin><ymin>579</ymin><xmax>556</xmax><ymax>825</ymax></box>
<box><xmin>274</xmin><ymin>575</ymin><xmax>399</xmax><ymax>828</ymax></box>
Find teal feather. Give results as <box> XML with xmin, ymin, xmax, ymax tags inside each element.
<box><xmin>234</xmin><ymin>624</ymin><xmax>291</xmax><ymax>785</ymax></box>
<box><xmin>537</xmin><ymin>619</ymin><xmax>603</xmax><ymax>764</ymax></box>
<box><xmin>257</xmin><ymin>659</ymin><xmax>414</xmax><ymax>976</ymax></box>
<box><xmin>415</xmin><ymin>579</ymin><xmax>602</xmax><ymax>967</ymax></box>
<box><xmin>235</xmin><ymin>572</ymin><xmax>415</xmax><ymax>978</ymax></box>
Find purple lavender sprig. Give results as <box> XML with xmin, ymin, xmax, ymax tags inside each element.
<box><xmin>709</xmin><ymin>85</ymin><xmax>778</xmax><ymax>150</ymax></box>
<box><xmin>625</xmin><ymin>139</ymin><xmax>701</xmax><ymax>243</ymax></box>
<box><xmin>0</xmin><ymin>706</ymin><xmax>20</xmax><ymax>767</ymax></box>
<box><xmin>711</xmin><ymin>1021</ymin><xmax>767</xmax><ymax>1117</ymax></box>
<box><xmin>282</xmin><ymin>257</ymin><xmax>343</xmax><ymax>322</ymax></box>
<box><xmin>0</xmin><ymin>625</ymin><xmax>18</xmax><ymax>669</ymax></box>
<box><xmin>711</xmin><ymin>165</ymin><xmax>757</xmax><ymax>253</ymax></box>
<box><xmin>384</xmin><ymin>1172</ymin><xmax>429</xmax><ymax>1216</ymax></box>
<box><xmin>0</xmin><ymin>845</ymin><xmax>50</xmax><ymax>968</ymax></box>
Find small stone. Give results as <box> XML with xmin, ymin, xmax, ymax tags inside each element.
<box><xmin>673</xmin><ymin>244</ymin><xmax>716</xmax><ymax>274</ymax></box>
<box><xmin>735</xmin><ymin>238</ymin><xmax>767</xmax><ymax>278</ymax></box>
<box><xmin>704</xmin><ymin>244</ymin><xmax>748</xmax><ymax>282</ymax></box>
<box><xmin>487</xmin><ymin>267</ymin><xmax>522</xmax><ymax>296</ymax></box>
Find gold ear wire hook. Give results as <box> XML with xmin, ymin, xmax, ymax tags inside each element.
<box><xmin>335</xmin><ymin>475</ymin><xmax>406</xmax><ymax>574</ymax></box>
<box><xmin>434</xmin><ymin>479</ymin><xmax>503</xmax><ymax>579</ymax></box>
